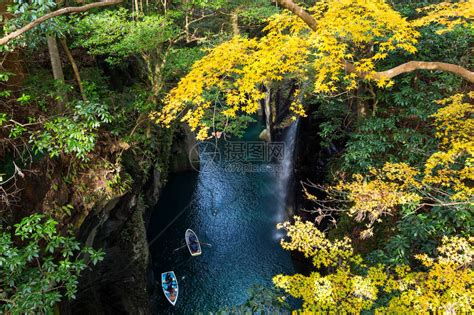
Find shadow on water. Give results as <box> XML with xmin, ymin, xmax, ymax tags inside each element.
<box><xmin>147</xmin><ymin>121</ymin><xmax>300</xmax><ymax>314</ymax></box>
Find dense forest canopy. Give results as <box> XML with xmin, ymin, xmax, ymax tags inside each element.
<box><xmin>158</xmin><ymin>0</ymin><xmax>473</xmax><ymax>139</ymax></box>
<box><xmin>0</xmin><ymin>0</ymin><xmax>473</xmax><ymax>313</ymax></box>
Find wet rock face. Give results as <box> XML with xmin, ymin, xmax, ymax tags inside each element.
<box><xmin>65</xmin><ymin>124</ymin><xmax>195</xmax><ymax>314</ymax></box>
<box><xmin>169</xmin><ymin>123</ymin><xmax>198</xmax><ymax>173</ymax></box>
<box><xmin>68</xmin><ymin>162</ymin><xmax>165</xmax><ymax>315</ymax></box>
<box><xmin>69</xmin><ymin>193</ymin><xmax>152</xmax><ymax>315</ymax></box>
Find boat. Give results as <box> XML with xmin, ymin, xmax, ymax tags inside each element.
<box><xmin>161</xmin><ymin>271</ymin><xmax>178</xmax><ymax>306</ymax></box>
<box><xmin>185</xmin><ymin>229</ymin><xmax>202</xmax><ymax>256</ymax></box>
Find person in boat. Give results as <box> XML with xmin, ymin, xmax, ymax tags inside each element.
<box><xmin>164</xmin><ymin>273</ymin><xmax>176</xmax><ymax>296</ymax></box>
<box><xmin>165</xmin><ymin>272</ymin><xmax>173</xmax><ymax>284</ymax></box>
<box><xmin>189</xmin><ymin>234</ymin><xmax>199</xmax><ymax>252</ymax></box>
<box><xmin>167</xmin><ymin>282</ymin><xmax>175</xmax><ymax>294</ymax></box>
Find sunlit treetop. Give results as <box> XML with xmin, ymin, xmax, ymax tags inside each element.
<box><xmin>334</xmin><ymin>162</ymin><xmax>422</xmax><ymax>230</ymax></box>
<box><xmin>270</xmin><ymin>0</ymin><xmax>420</xmax><ymax>91</ymax></box>
<box><xmin>274</xmin><ymin>218</ymin><xmax>474</xmax><ymax>313</ymax></box>
<box><xmin>424</xmin><ymin>92</ymin><xmax>474</xmax><ymax>200</ymax></box>
<box><xmin>154</xmin><ymin>0</ymin><xmax>472</xmax><ymax>139</ymax></box>
<box><xmin>413</xmin><ymin>0</ymin><xmax>474</xmax><ymax>33</ymax></box>
<box><xmin>153</xmin><ymin>33</ymin><xmax>310</xmax><ymax>139</ymax></box>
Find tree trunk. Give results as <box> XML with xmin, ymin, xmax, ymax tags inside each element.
<box><xmin>356</xmin><ymin>100</ymin><xmax>367</xmax><ymax>120</ymax></box>
<box><xmin>47</xmin><ymin>36</ymin><xmax>65</xmax><ymax>112</ymax></box>
<box><xmin>231</xmin><ymin>10</ymin><xmax>240</xmax><ymax>36</ymax></box>
<box><xmin>264</xmin><ymin>84</ymin><xmax>272</xmax><ymax>142</ymax></box>
<box><xmin>355</xmin><ymin>86</ymin><xmax>367</xmax><ymax>121</ymax></box>
<box><xmin>47</xmin><ymin>36</ymin><xmax>64</xmax><ymax>81</ymax></box>
<box><xmin>60</xmin><ymin>38</ymin><xmax>86</xmax><ymax>101</ymax></box>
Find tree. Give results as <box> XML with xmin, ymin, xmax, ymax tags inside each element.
<box><xmin>156</xmin><ymin>0</ymin><xmax>473</xmax><ymax>139</ymax></box>
<box><xmin>305</xmin><ymin>92</ymin><xmax>473</xmax><ymax>231</ymax></box>
<box><xmin>270</xmin><ymin>86</ymin><xmax>473</xmax><ymax>310</ymax></box>
<box><xmin>273</xmin><ymin>217</ymin><xmax>474</xmax><ymax>313</ymax></box>
<box><xmin>0</xmin><ymin>1</ymin><xmax>122</xmax><ymax>46</ymax></box>
<box><xmin>0</xmin><ymin>214</ymin><xmax>104</xmax><ymax>314</ymax></box>
<box><xmin>74</xmin><ymin>8</ymin><xmax>180</xmax><ymax>100</ymax></box>
<box><xmin>274</xmin><ymin>0</ymin><xmax>474</xmax><ymax>83</ymax></box>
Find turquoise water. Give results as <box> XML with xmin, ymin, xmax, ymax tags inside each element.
<box><xmin>148</xmin><ymin>122</ymin><xmax>296</xmax><ymax>314</ymax></box>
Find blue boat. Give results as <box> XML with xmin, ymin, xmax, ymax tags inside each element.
<box><xmin>161</xmin><ymin>271</ymin><xmax>178</xmax><ymax>306</ymax></box>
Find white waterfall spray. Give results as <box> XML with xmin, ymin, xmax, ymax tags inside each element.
<box><xmin>273</xmin><ymin>119</ymin><xmax>299</xmax><ymax>233</ymax></box>
<box><xmin>279</xmin><ymin>119</ymin><xmax>299</xmax><ymax>200</ymax></box>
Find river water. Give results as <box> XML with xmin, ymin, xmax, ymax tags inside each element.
<box><xmin>148</xmin><ymin>121</ymin><xmax>298</xmax><ymax>314</ymax></box>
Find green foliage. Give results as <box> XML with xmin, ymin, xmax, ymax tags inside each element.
<box><xmin>369</xmin><ymin>204</ymin><xmax>474</xmax><ymax>265</ymax></box>
<box><xmin>73</xmin><ymin>8</ymin><xmax>178</xmax><ymax>65</ymax></box>
<box><xmin>320</xmin><ymin>70</ymin><xmax>462</xmax><ymax>174</ymax></box>
<box><xmin>239</xmin><ymin>5</ymin><xmax>280</xmax><ymax>25</ymax></box>
<box><xmin>5</xmin><ymin>0</ymin><xmax>69</xmax><ymax>49</ymax></box>
<box><xmin>0</xmin><ymin>214</ymin><xmax>104</xmax><ymax>314</ymax></box>
<box><xmin>31</xmin><ymin>100</ymin><xmax>112</xmax><ymax>160</ymax></box>
<box><xmin>0</xmin><ymin>113</ymin><xmax>7</xmax><ymax>126</ymax></box>
<box><xmin>8</xmin><ymin>124</ymin><xmax>27</xmax><ymax>139</ymax></box>
<box><xmin>23</xmin><ymin>71</ymin><xmax>74</xmax><ymax>111</ymax></box>
<box><xmin>313</xmin><ymin>22</ymin><xmax>471</xmax><ymax>174</ymax></box>
<box><xmin>0</xmin><ymin>71</ymin><xmax>14</xmax><ymax>82</ymax></box>
<box><xmin>162</xmin><ymin>47</ymin><xmax>206</xmax><ymax>83</ymax></box>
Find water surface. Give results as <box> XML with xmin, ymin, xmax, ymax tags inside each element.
<box><xmin>148</xmin><ymin>122</ymin><xmax>297</xmax><ymax>313</ymax></box>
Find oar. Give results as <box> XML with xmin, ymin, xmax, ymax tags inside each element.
<box><xmin>199</xmin><ymin>242</ymin><xmax>212</xmax><ymax>247</ymax></box>
<box><xmin>173</xmin><ymin>244</ymin><xmax>188</xmax><ymax>252</ymax></box>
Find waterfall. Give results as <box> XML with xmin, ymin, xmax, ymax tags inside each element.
<box><xmin>274</xmin><ymin>119</ymin><xmax>299</xmax><ymax>229</ymax></box>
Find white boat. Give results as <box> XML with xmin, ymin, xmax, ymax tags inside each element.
<box><xmin>185</xmin><ymin>229</ymin><xmax>202</xmax><ymax>256</ymax></box>
<box><xmin>161</xmin><ymin>271</ymin><xmax>178</xmax><ymax>306</ymax></box>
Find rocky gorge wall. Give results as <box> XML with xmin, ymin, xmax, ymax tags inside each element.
<box><xmin>62</xmin><ymin>124</ymin><xmax>197</xmax><ymax>314</ymax></box>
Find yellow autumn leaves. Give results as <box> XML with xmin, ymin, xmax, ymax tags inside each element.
<box><xmin>414</xmin><ymin>0</ymin><xmax>474</xmax><ymax>34</ymax></box>
<box><xmin>151</xmin><ymin>32</ymin><xmax>310</xmax><ymax>139</ymax></box>
<box><xmin>342</xmin><ymin>92</ymin><xmax>474</xmax><ymax>221</ymax></box>
<box><xmin>274</xmin><ymin>218</ymin><xmax>474</xmax><ymax>313</ymax></box>
<box><xmin>335</xmin><ymin>163</ymin><xmax>422</xmax><ymax>226</ymax></box>
<box><xmin>321</xmin><ymin>93</ymin><xmax>473</xmax><ymax>232</ymax></box>
<box><xmin>273</xmin><ymin>92</ymin><xmax>473</xmax><ymax>313</ymax></box>
<box><xmin>153</xmin><ymin>0</ymin><xmax>472</xmax><ymax>139</ymax></box>
<box><xmin>277</xmin><ymin>217</ymin><xmax>356</xmax><ymax>269</ymax></box>
<box><xmin>425</xmin><ymin>92</ymin><xmax>474</xmax><ymax>200</ymax></box>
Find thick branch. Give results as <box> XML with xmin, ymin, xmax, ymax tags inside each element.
<box><xmin>375</xmin><ymin>61</ymin><xmax>474</xmax><ymax>83</ymax></box>
<box><xmin>275</xmin><ymin>0</ymin><xmax>474</xmax><ymax>83</ymax></box>
<box><xmin>0</xmin><ymin>1</ymin><xmax>122</xmax><ymax>46</ymax></box>
<box><xmin>276</xmin><ymin>0</ymin><xmax>318</xmax><ymax>31</ymax></box>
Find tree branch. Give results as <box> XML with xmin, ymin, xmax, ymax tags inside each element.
<box><xmin>275</xmin><ymin>0</ymin><xmax>318</xmax><ymax>31</ymax></box>
<box><xmin>275</xmin><ymin>0</ymin><xmax>474</xmax><ymax>83</ymax></box>
<box><xmin>0</xmin><ymin>0</ymin><xmax>122</xmax><ymax>46</ymax></box>
<box><xmin>376</xmin><ymin>61</ymin><xmax>474</xmax><ymax>83</ymax></box>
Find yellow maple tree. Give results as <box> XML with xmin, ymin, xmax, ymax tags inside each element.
<box><xmin>274</xmin><ymin>218</ymin><xmax>474</xmax><ymax>313</ymax></box>
<box><xmin>155</xmin><ymin>0</ymin><xmax>473</xmax><ymax>139</ymax></box>
<box><xmin>423</xmin><ymin>92</ymin><xmax>474</xmax><ymax>200</ymax></box>
<box><xmin>309</xmin><ymin>93</ymin><xmax>472</xmax><ymax>238</ymax></box>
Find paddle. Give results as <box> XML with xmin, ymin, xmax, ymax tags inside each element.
<box><xmin>173</xmin><ymin>241</ymin><xmax>212</xmax><ymax>252</ymax></box>
<box><xmin>173</xmin><ymin>244</ymin><xmax>187</xmax><ymax>252</ymax></box>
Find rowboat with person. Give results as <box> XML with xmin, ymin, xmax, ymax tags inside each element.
<box><xmin>185</xmin><ymin>229</ymin><xmax>202</xmax><ymax>256</ymax></box>
<box><xmin>161</xmin><ymin>271</ymin><xmax>178</xmax><ymax>306</ymax></box>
